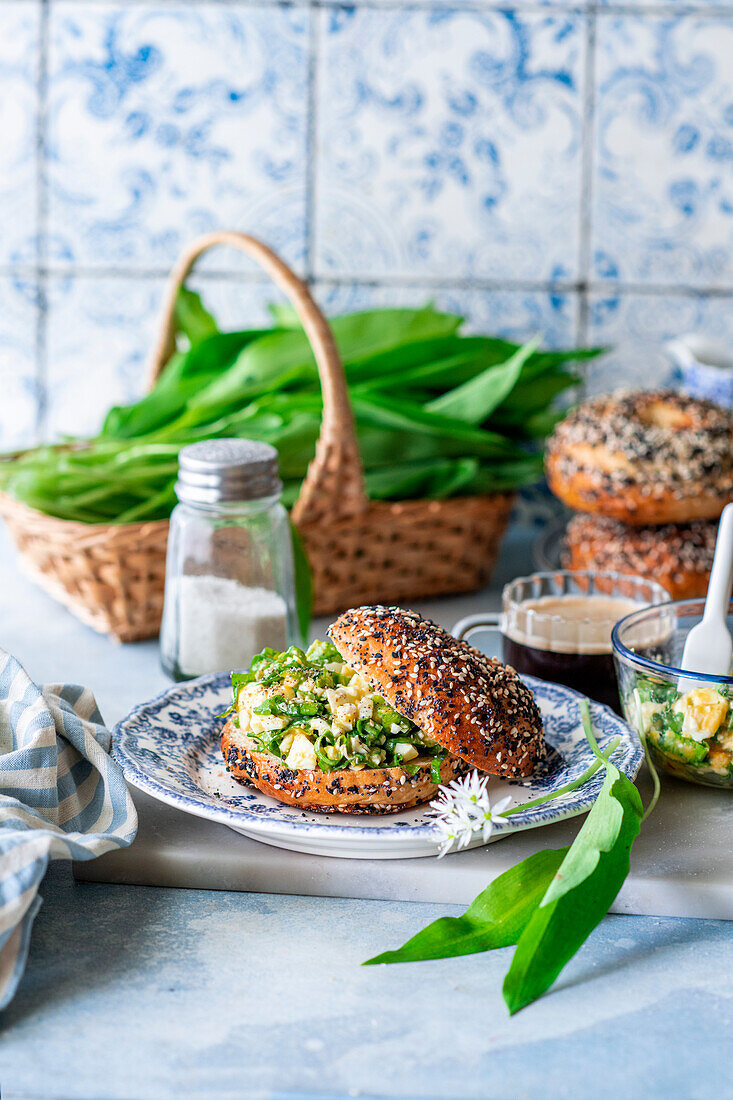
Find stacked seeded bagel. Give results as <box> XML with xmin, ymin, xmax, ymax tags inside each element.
<box><xmin>545</xmin><ymin>390</ymin><xmax>730</xmax><ymax>598</ymax></box>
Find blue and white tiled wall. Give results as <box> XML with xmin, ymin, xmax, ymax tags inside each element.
<box><xmin>2</xmin><ymin>0</ymin><xmax>733</xmax><ymax>447</ymax></box>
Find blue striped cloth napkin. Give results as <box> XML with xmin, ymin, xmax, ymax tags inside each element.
<box><xmin>0</xmin><ymin>648</ymin><xmax>137</xmax><ymax>1007</ymax></box>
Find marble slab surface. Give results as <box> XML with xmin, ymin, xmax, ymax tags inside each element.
<box><xmin>75</xmin><ymin>773</ymin><xmax>733</xmax><ymax>920</ymax></box>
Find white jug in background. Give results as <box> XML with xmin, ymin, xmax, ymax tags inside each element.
<box><xmin>666</xmin><ymin>334</ymin><xmax>733</xmax><ymax>407</ymax></box>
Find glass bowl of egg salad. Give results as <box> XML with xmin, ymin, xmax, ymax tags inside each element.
<box><xmin>613</xmin><ymin>598</ymin><xmax>733</xmax><ymax>788</ymax></box>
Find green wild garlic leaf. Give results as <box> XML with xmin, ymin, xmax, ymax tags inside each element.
<box><xmin>174</xmin><ymin>287</ymin><xmax>220</xmax><ymax>345</ymax></box>
<box><xmin>502</xmin><ymin>740</ymin><xmax>643</xmax><ymax>1015</ymax></box>
<box><xmin>364</xmin><ymin>847</ymin><xmax>569</xmax><ymax>965</ymax></box>
<box><xmin>426</xmin><ymin>338</ymin><xmax>539</xmax><ymax>425</ymax></box>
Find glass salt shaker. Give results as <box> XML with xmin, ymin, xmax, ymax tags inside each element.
<box><xmin>160</xmin><ymin>439</ymin><xmax>299</xmax><ymax>680</ymax></box>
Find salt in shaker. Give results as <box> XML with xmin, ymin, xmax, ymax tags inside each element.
<box><xmin>160</xmin><ymin>439</ymin><xmax>299</xmax><ymax>680</ymax></box>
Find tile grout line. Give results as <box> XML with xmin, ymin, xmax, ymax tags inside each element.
<box><xmin>577</xmin><ymin>3</ymin><xmax>597</xmax><ymax>392</ymax></box>
<box><xmin>303</xmin><ymin>0</ymin><xmax>320</xmax><ymax>283</ymax></box>
<box><xmin>34</xmin><ymin>0</ymin><xmax>50</xmax><ymax>444</ymax></box>
<box><xmin>22</xmin><ymin>0</ymin><xmax>733</xmax><ymax>15</ymax></box>
<box><xmin>306</xmin><ymin>0</ymin><xmax>733</xmax><ymax>13</ymax></box>
<box><xmin>313</xmin><ymin>278</ymin><xmax>733</xmax><ymax>297</ymax></box>
<box><xmin>8</xmin><ymin>263</ymin><xmax>733</xmax><ymax>298</ymax></box>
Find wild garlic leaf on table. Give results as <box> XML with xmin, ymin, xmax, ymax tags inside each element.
<box><xmin>502</xmin><ymin>754</ymin><xmax>643</xmax><ymax>1015</ymax></box>
<box><xmin>363</xmin><ymin>848</ymin><xmax>569</xmax><ymax>965</ymax></box>
<box><xmin>361</xmin><ymin>701</ymin><xmax>646</xmax><ymax>1015</ymax></box>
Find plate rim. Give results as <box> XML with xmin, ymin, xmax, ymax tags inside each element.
<box><xmin>112</xmin><ymin>671</ymin><xmax>643</xmax><ymax>846</ymax></box>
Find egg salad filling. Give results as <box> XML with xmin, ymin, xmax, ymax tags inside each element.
<box><xmin>227</xmin><ymin>641</ymin><xmax>447</xmax><ymax>779</ymax></box>
<box><xmin>634</xmin><ymin>676</ymin><xmax>733</xmax><ymax>774</ymax></box>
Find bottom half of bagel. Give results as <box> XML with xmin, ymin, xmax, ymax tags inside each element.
<box><xmin>221</xmin><ymin>719</ymin><xmax>471</xmax><ymax>814</ymax></box>
<box><xmin>565</xmin><ymin>512</ymin><xmax>716</xmax><ymax>601</ymax></box>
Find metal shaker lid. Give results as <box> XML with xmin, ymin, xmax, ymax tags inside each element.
<box><xmin>176</xmin><ymin>439</ymin><xmax>281</xmax><ymax>505</ymax></box>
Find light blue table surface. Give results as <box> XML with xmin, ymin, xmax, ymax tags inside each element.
<box><xmin>1</xmin><ymin>523</ymin><xmax>732</xmax><ymax>1100</ymax></box>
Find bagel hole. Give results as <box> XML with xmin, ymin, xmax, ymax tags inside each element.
<box><xmin>637</xmin><ymin>400</ymin><xmax>692</xmax><ymax>430</ymax></box>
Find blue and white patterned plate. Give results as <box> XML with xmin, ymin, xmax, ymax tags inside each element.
<box><xmin>113</xmin><ymin>674</ymin><xmax>642</xmax><ymax>859</ymax></box>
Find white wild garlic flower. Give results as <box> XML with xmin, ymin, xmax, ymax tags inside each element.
<box><xmin>430</xmin><ymin>772</ymin><xmax>513</xmax><ymax>858</ymax></box>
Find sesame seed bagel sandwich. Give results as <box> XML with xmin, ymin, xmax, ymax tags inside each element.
<box><xmin>221</xmin><ymin>606</ymin><xmax>545</xmax><ymax>815</ymax></box>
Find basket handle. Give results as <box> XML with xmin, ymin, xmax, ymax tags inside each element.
<box><xmin>146</xmin><ymin>230</ymin><xmax>367</xmax><ymax>524</ymax></box>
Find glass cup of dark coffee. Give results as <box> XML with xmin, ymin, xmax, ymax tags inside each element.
<box><xmin>452</xmin><ymin>570</ymin><xmax>670</xmax><ymax>714</ymax></box>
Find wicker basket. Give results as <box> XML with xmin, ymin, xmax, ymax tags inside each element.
<box><xmin>0</xmin><ymin>231</ymin><xmax>514</xmax><ymax>641</ymax></box>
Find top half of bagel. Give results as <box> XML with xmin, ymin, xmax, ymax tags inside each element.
<box><xmin>328</xmin><ymin>605</ymin><xmax>545</xmax><ymax>779</ymax></box>
<box><xmin>546</xmin><ymin>390</ymin><xmax>733</xmax><ymax>489</ymax></box>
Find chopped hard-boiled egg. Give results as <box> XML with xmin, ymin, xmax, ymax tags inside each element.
<box><xmin>639</xmin><ymin>700</ymin><xmax>663</xmax><ymax>732</ymax></box>
<box><xmin>716</xmin><ymin>726</ymin><xmax>733</xmax><ymax>753</ymax></box>
<box><xmin>673</xmin><ymin>688</ymin><xmax>729</xmax><ymax>742</ymax></box>
<box><xmin>358</xmin><ymin>696</ymin><xmax>374</xmax><ymax>721</ymax></box>
<box><xmin>279</xmin><ymin>731</ymin><xmax>296</xmax><ymax>754</ymax></box>
<box><xmin>249</xmin><ymin>712</ymin><xmax>289</xmax><ymax>735</ymax></box>
<box><xmin>334</xmin><ymin>702</ymin><xmax>359</xmax><ymax>731</ymax></box>
<box><xmin>285</xmin><ymin>732</ymin><xmax>318</xmax><ymax>771</ymax></box>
